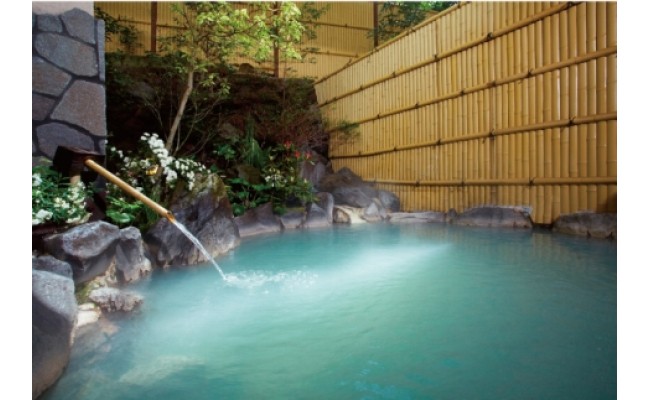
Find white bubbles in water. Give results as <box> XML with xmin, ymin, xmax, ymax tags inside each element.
<box><xmin>223</xmin><ymin>269</ymin><xmax>318</xmax><ymax>292</ymax></box>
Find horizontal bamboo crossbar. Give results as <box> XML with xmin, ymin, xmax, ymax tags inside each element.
<box><xmin>317</xmin><ymin>2</ymin><xmax>576</xmax><ymax>104</ymax></box>
<box><xmin>303</xmin><ymin>20</ymin><xmax>372</xmax><ymax>31</ymax></box>
<box><xmin>370</xmin><ymin>177</ymin><xmax>617</xmax><ymax>187</ymax></box>
<box><xmin>303</xmin><ymin>49</ymin><xmax>361</xmax><ymax>58</ymax></box>
<box><xmin>325</xmin><ymin>45</ymin><xmax>616</xmax><ymax>133</ymax></box>
<box><xmin>331</xmin><ymin>112</ymin><xmax>617</xmax><ymax>159</ymax></box>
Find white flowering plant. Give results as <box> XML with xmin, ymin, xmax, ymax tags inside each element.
<box><xmin>32</xmin><ymin>165</ymin><xmax>93</xmax><ymax>226</ymax></box>
<box><xmin>106</xmin><ymin>132</ymin><xmax>208</xmax><ymax>229</ymax></box>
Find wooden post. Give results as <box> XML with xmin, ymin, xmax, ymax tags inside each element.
<box><xmin>373</xmin><ymin>2</ymin><xmax>379</xmax><ymax>47</ymax></box>
<box><xmin>150</xmin><ymin>2</ymin><xmax>158</xmax><ymax>53</ymax></box>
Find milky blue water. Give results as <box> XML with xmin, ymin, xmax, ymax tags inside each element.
<box><xmin>44</xmin><ymin>223</ymin><xmax>616</xmax><ymax>400</ymax></box>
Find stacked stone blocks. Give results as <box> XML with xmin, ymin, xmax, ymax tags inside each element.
<box><xmin>32</xmin><ymin>8</ymin><xmax>106</xmax><ymax>164</ymax></box>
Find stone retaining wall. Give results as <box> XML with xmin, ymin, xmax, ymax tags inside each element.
<box><xmin>32</xmin><ymin>7</ymin><xmax>106</xmax><ymax>164</ymax></box>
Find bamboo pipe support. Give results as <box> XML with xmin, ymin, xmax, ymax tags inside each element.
<box><xmin>83</xmin><ymin>158</ymin><xmax>175</xmax><ymax>223</ymax></box>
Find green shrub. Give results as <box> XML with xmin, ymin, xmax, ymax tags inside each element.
<box><xmin>32</xmin><ymin>165</ymin><xmax>93</xmax><ymax>226</ymax></box>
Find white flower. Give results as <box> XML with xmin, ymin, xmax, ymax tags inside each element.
<box><xmin>32</xmin><ymin>173</ymin><xmax>42</xmax><ymax>187</ymax></box>
<box><xmin>164</xmin><ymin>169</ymin><xmax>178</xmax><ymax>183</ymax></box>
<box><xmin>32</xmin><ymin>209</ymin><xmax>53</xmax><ymax>225</ymax></box>
<box><xmin>54</xmin><ymin>198</ymin><xmax>70</xmax><ymax>209</ymax></box>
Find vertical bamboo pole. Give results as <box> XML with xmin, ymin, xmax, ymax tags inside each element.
<box><xmin>514</xmin><ymin>77</ymin><xmax>523</xmax><ymax>199</ymax></box>
<box><xmin>587</xmin><ymin>2</ymin><xmax>597</xmax><ymax>54</ymax></box>
<box><xmin>505</xmin><ymin>83</ymin><xmax>513</xmax><ymax>203</ymax></box>
<box><xmin>596</xmin><ymin>2</ymin><xmax>607</xmax><ymax>52</ymax></box>
<box><xmin>507</xmin><ymin>32</ymin><xmax>514</xmax><ymax>78</ymax></box>
<box><xmin>488</xmin><ymin>10</ymin><xmax>497</xmax><ymax>206</ymax></box>
<box><xmin>569</xmin><ymin>125</ymin><xmax>578</xmax><ymax>212</ymax></box>
<box><xmin>586</xmin><ymin>6</ymin><xmax>598</xmax><ymax>212</ymax></box>
<box><xmin>530</xmin><ymin>127</ymin><xmax>538</xmax><ymax>219</ymax></box>
<box><xmin>607</xmin><ymin>120</ymin><xmax>617</xmax><ymax>177</ymax></box>
<box><xmin>596</xmin><ymin>121</ymin><xmax>608</xmax><ymax>210</ymax></box>
<box><xmin>537</xmin><ymin>138</ymin><xmax>547</xmax><ymax>222</ymax></box>
<box><xmin>597</xmin><ymin>55</ymin><xmax>607</xmax><ymax>114</ymax></box>
<box><xmin>462</xmin><ymin>141</ymin><xmax>468</xmax><ymax>210</ymax></box>
<box><xmin>607</xmin><ymin>2</ymin><xmax>617</xmax><ymax>47</ymax></box>
<box><xmin>577</xmin><ymin>3</ymin><xmax>587</xmax><ymax>57</ymax></box>
<box><xmin>453</xmin><ymin>95</ymin><xmax>459</xmax><ymax>142</ymax></box>
<box><xmin>587</xmin><ymin>58</ymin><xmax>597</xmax><ymax>118</ymax></box>
<box><xmin>496</xmin><ymin>86</ymin><xmax>504</xmax><ymax>184</ymax></box>
<box><xmin>578</xmin><ymin>124</ymin><xmax>588</xmax><ymax>210</ymax></box>
<box><xmin>607</xmin><ymin>54</ymin><xmax>617</xmax><ymax>113</ymax></box>
<box><xmin>577</xmin><ymin>44</ymin><xmax>588</xmax><ymax>219</ymax></box>
<box><xmin>494</xmin><ymin>32</ymin><xmax>502</xmax><ymax>83</ymax></box>
<box><xmin>508</xmin><ymin>77</ymin><xmax>516</xmax><ymax>131</ymax></box>
<box><xmin>522</xmin><ymin>131</ymin><xmax>530</xmax><ymax>207</ymax></box>
<box><xmin>527</xmin><ymin>17</ymin><xmax>536</xmax><ymax>72</ymax></box>
<box><xmin>521</xmin><ymin>23</ymin><xmax>529</xmax><ymax>78</ymax></box>
<box><xmin>548</xmin><ymin>10</ymin><xmax>562</xmax><ymax>218</ymax></box>
<box><xmin>513</xmin><ymin>134</ymin><xmax>520</xmax><ymax>205</ymax></box>
<box><xmin>567</xmin><ymin>3</ymin><xmax>583</xmax><ymax>216</ymax></box>
<box><xmin>588</xmin><ymin>119</ymin><xmax>597</xmax><ymax>176</ymax></box>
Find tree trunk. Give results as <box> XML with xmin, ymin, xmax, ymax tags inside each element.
<box><xmin>166</xmin><ymin>69</ymin><xmax>194</xmax><ymax>152</ymax></box>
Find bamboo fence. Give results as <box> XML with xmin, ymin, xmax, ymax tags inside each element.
<box><xmin>316</xmin><ymin>1</ymin><xmax>616</xmax><ymax>225</ymax></box>
<box><xmin>95</xmin><ymin>1</ymin><xmax>375</xmax><ymax>79</ymax></box>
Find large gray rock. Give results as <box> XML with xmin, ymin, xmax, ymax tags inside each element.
<box><xmin>115</xmin><ymin>227</ymin><xmax>152</xmax><ymax>283</ymax></box>
<box><xmin>235</xmin><ymin>202</ymin><xmax>284</xmax><ymax>238</ymax></box>
<box><xmin>317</xmin><ymin>167</ymin><xmax>364</xmax><ymax>191</ymax></box>
<box><xmin>389</xmin><ymin>211</ymin><xmax>447</xmax><ymax>224</ymax></box>
<box><xmin>315</xmin><ymin>192</ymin><xmax>334</xmax><ymax>223</ymax></box>
<box><xmin>88</xmin><ymin>287</ymin><xmax>143</xmax><ymax>312</ymax></box>
<box><xmin>552</xmin><ymin>212</ymin><xmax>617</xmax><ymax>239</ymax></box>
<box><xmin>317</xmin><ymin>167</ymin><xmax>400</xmax><ymax>212</ymax></box>
<box><xmin>332</xmin><ymin>186</ymin><xmax>376</xmax><ymax>208</ymax></box>
<box><xmin>33</xmin><ymin>270</ymin><xmax>77</xmax><ymax>399</ymax></box>
<box><xmin>145</xmin><ymin>174</ymin><xmax>240</xmax><ymax>267</ymax></box>
<box><xmin>280</xmin><ymin>209</ymin><xmax>305</xmax><ymax>230</ymax></box>
<box><xmin>451</xmin><ymin>206</ymin><xmax>533</xmax><ymax>229</ymax></box>
<box><xmin>362</xmin><ymin>199</ymin><xmax>388</xmax><ymax>223</ymax></box>
<box><xmin>304</xmin><ymin>204</ymin><xmax>330</xmax><ymax>228</ymax></box>
<box><xmin>378</xmin><ymin>190</ymin><xmax>400</xmax><ymax>212</ymax></box>
<box><xmin>43</xmin><ymin>221</ymin><xmax>121</xmax><ymax>283</ymax></box>
<box><xmin>32</xmin><ymin>255</ymin><xmax>73</xmax><ymax>279</ymax></box>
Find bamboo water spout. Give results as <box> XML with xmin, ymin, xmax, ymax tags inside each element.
<box><xmin>84</xmin><ymin>158</ymin><xmax>229</xmax><ymax>280</ymax></box>
<box><xmin>83</xmin><ymin>158</ymin><xmax>176</xmax><ymax>223</ymax></box>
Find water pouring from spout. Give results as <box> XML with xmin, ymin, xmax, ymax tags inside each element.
<box><xmin>167</xmin><ymin>218</ymin><xmax>229</xmax><ymax>281</ymax></box>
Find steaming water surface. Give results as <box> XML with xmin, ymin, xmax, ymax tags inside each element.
<box><xmin>44</xmin><ymin>223</ymin><xmax>616</xmax><ymax>400</ymax></box>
